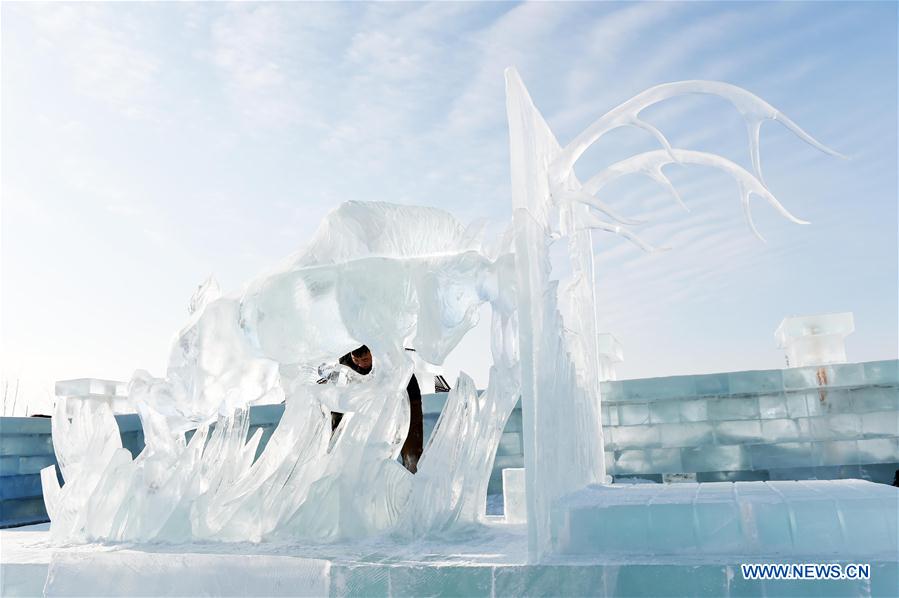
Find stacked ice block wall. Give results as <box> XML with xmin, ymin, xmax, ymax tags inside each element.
<box><xmin>0</xmin><ymin>417</ymin><xmax>56</xmax><ymax>527</ymax></box>
<box><xmin>433</xmin><ymin>360</ymin><xmax>898</xmax><ymax>492</ymax></box>
<box><xmin>603</xmin><ymin>360</ymin><xmax>899</xmax><ymax>483</ymax></box>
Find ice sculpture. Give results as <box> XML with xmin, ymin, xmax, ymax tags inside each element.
<box><xmin>504</xmin><ymin>69</ymin><xmax>839</xmax><ymax>559</ymax></box>
<box><xmin>42</xmin><ymin>69</ymin><xmax>839</xmax><ymax>558</ymax></box>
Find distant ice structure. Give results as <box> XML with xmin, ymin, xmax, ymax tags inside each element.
<box><xmin>42</xmin><ymin>69</ymin><xmax>841</xmax><ymax>559</ymax></box>
<box><xmin>56</xmin><ymin>379</ymin><xmax>131</xmax><ymax>416</ymax></box>
<box><xmin>776</xmin><ymin>312</ymin><xmax>855</xmax><ymax>367</ymax></box>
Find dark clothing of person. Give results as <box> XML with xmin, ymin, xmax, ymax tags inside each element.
<box><xmin>330</xmin><ymin>351</ymin><xmax>423</xmax><ymax>474</ymax></box>
<box><xmin>402</xmin><ymin>374</ymin><xmax>423</xmax><ymax>474</ymax></box>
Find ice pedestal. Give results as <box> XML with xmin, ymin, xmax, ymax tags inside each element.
<box><xmin>775</xmin><ymin>313</ymin><xmax>854</xmax><ymax>367</ymax></box>
<box><xmin>550</xmin><ymin>479</ymin><xmax>898</xmax><ymax>558</ymax></box>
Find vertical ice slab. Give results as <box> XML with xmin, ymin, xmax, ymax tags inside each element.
<box><xmin>505</xmin><ymin>68</ymin><xmax>605</xmax><ymax>561</ymax></box>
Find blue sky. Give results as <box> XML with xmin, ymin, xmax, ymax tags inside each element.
<box><xmin>2</xmin><ymin>2</ymin><xmax>896</xmax><ymax>414</ymax></box>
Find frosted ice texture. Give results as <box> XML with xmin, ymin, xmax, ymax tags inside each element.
<box><xmin>43</xmin><ymin>69</ymin><xmax>839</xmax><ymax>556</ymax></box>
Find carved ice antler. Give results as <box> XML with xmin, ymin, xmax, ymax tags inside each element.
<box><xmin>551</xmin><ymin>80</ymin><xmax>845</xmax><ymax>189</ymax></box>
<box><xmin>574</xmin><ymin>212</ymin><xmax>666</xmax><ymax>253</ymax></box>
<box><xmin>549</xmin><ymin>81</ymin><xmax>842</xmax><ymax>248</ymax></box>
<box><xmin>570</xmin><ymin>149</ymin><xmax>810</xmax><ymax>243</ymax></box>
<box><xmin>552</xmin><ymin>189</ymin><xmax>646</xmax><ymax>226</ymax></box>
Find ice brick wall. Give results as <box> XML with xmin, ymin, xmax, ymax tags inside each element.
<box><xmin>0</xmin><ymin>417</ymin><xmax>56</xmax><ymax>527</ymax></box>
<box><xmin>602</xmin><ymin>360</ymin><xmax>899</xmax><ymax>483</ymax></box>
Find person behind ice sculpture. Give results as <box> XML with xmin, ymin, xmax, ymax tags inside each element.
<box><xmin>319</xmin><ymin>344</ymin><xmax>424</xmax><ymax>474</ymax></box>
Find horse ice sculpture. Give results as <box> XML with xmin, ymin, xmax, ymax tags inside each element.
<box><xmin>42</xmin><ymin>68</ymin><xmax>839</xmax><ymax>558</ymax></box>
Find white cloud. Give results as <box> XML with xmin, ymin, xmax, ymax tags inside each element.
<box><xmin>207</xmin><ymin>4</ymin><xmax>302</xmax><ymax>127</ymax></box>
<box><xmin>202</xmin><ymin>3</ymin><xmax>354</xmax><ymax>130</ymax></box>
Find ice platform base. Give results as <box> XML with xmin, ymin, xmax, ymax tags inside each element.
<box><xmin>39</xmin><ymin>550</ymin><xmax>899</xmax><ymax>597</ymax></box>
<box><xmin>551</xmin><ymin>479</ymin><xmax>898</xmax><ymax>559</ymax></box>
<box><xmin>4</xmin><ymin>480</ymin><xmax>897</xmax><ymax>597</ymax></box>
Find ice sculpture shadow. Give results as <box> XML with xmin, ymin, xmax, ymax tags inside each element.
<box><xmin>42</xmin><ymin>68</ymin><xmax>841</xmax><ymax>558</ymax></box>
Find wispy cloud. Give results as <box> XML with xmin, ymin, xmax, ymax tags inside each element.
<box><xmin>24</xmin><ymin>3</ymin><xmax>162</xmax><ymax>120</ymax></box>
<box><xmin>206</xmin><ymin>4</ymin><xmax>310</xmax><ymax>128</ymax></box>
<box><xmin>445</xmin><ymin>2</ymin><xmax>585</xmax><ymax>135</ymax></box>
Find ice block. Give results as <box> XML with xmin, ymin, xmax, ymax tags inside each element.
<box><xmin>775</xmin><ymin>312</ymin><xmax>854</xmax><ymax>367</ymax></box>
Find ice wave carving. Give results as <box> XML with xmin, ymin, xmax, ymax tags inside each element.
<box><xmin>42</xmin><ymin>69</ymin><xmax>838</xmax><ymax>557</ymax></box>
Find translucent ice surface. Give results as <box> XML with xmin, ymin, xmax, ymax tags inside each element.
<box><xmin>43</xmin><ymin>68</ymin><xmax>840</xmax><ymax>557</ymax></box>
<box><xmin>44</xmin><ymin>202</ymin><xmax>521</xmax><ymax>544</ymax></box>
